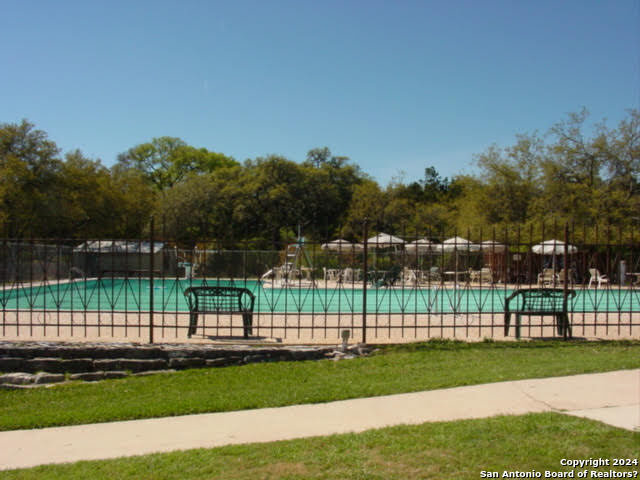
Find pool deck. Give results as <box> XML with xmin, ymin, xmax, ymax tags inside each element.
<box><xmin>0</xmin><ymin>311</ymin><xmax>638</xmax><ymax>344</ymax></box>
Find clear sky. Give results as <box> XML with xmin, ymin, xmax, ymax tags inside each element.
<box><xmin>2</xmin><ymin>0</ymin><xmax>639</xmax><ymax>185</ymax></box>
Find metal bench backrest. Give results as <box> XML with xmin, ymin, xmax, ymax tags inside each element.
<box><xmin>506</xmin><ymin>288</ymin><xmax>575</xmax><ymax>313</ymax></box>
<box><xmin>184</xmin><ymin>286</ymin><xmax>255</xmax><ymax>314</ymax></box>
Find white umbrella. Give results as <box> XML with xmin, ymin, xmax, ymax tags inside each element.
<box><xmin>321</xmin><ymin>239</ymin><xmax>363</xmax><ymax>252</ymax></box>
<box><xmin>532</xmin><ymin>239</ymin><xmax>577</xmax><ymax>271</ymax></box>
<box><xmin>431</xmin><ymin>236</ymin><xmax>480</xmax><ymax>253</ymax></box>
<box><xmin>366</xmin><ymin>233</ymin><xmax>405</xmax><ymax>248</ymax></box>
<box><xmin>430</xmin><ymin>237</ymin><xmax>480</xmax><ymax>279</ymax></box>
<box><xmin>531</xmin><ymin>239</ymin><xmax>577</xmax><ymax>255</ymax></box>
<box><xmin>480</xmin><ymin>240</ymin><xmax>506</xmax><ymax>253</ymax></box>
<box><xmin>405</xmin><ymin>238</ymin><xmax>433</xmax><ymax>253</ymax></box>
<box><xmin>365</xmin><ymin>233</ymin><xmax>404</xmax><ymax>270</ymax></box>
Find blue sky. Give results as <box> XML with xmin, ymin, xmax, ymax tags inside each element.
<box><xmin>2</xmin><ymin>0</ymin><xmax>639</xmax><ymax>185</ymax></box>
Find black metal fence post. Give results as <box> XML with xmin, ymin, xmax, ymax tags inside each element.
<box><xmin>362</xmin><ymin>219</ymin><xmax>368</xmax><ymax>344</ymax></box>
<box><xmin>149</xmin><ymin>216</ymin><xmax>155</xmax><ymax>344</ymax></box>
<box><xmin>563</xmin><ymin>223</ymin><xmax>569</xmax><ymax>339</ymax></box>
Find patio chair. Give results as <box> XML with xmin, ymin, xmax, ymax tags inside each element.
<box><xmin>557</xmin><ymin>268</ymin><xmax>575</xmax><ymax>287</ymax></box>
<box><xmin>374</xmin><ymin>265</ymin><xmax>402</xmax><ymax>287</ymax></box>
<box><xmin>323</xmin><ymin>267</ymin><xmax>340</xmax><ymax>282</ymax></box>
<box><xmin>422</xmin><ymin>266</ymin><xmax>441</xmax><ymax>283</ymax></box>
<box><xmin>588</xmin><ymin>269</ymin><xmax>609</xmax><ymax>288</ymax></box>
<box><xmin>342</xmin><ymin>267</ymin><xmax>354</xmax><ymax>283</ymax></box>
<box><xmin>537</xmin><ymin>268</ymin><xmax>558</xmax><ymax>287</ymax></box>
<box><xmin>402</xmin><ymin>267</ymin><xmax>418</xmax><ymax>286</ymax></box>
<box><xmin>469</xmin><ymin>267</ymin><xmax>493</xmax><ymax>284</ymax></box>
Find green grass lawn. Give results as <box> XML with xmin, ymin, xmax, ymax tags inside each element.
<box><xmin>2</xmin><ymin>413</ymin><xmax>638</xmax><ymax>479</ymax></box>
<box><xmin>1</xmin><ymin>340</ymin><xmax>639</xmax><ymax>431</ymax></box>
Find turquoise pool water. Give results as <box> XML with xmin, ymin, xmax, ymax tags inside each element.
<box><xmin>1</xmin><ymin>278</ymin><xmax>638</xmax><ymax>314</ymax></box>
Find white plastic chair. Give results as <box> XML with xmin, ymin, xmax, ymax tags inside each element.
<box><xmin>342</xmin><ymin>267</ymin><xmax>353</xmax><ymax>283</ymax></box>
<box><xmin>588</xmin><ymin>268</ymin><xmax>609</xmax><ymax>288</ymax></box>
<box><xmin>537</xmin><ymin>268</ymin><xmax>558</xmax><ymax>286</ymax></box>
<box><xmin>402</xmin><ymin>267</ymin><xmax>418</xmax><ymax>285</ymax></box>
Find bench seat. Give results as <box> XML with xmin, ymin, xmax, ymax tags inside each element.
<box><xmin>184</xmin><ymin>286</ymin><xmax>255</xmax><ymax>338</ymax></box>
<box><xmin>504</xmin><ymin>288</ymin><xmax>576</xmax><ymax>340</ymax></box>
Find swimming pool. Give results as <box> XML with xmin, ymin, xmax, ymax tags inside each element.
<box><xmin>1</xmin><ymin>278</ymin><xmax>639</xmax><ymax>315</ymax></box>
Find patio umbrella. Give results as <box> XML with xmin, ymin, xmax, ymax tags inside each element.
<box><xmin>321</xmin><ymin>239</ymin><xmax>363</xmax><ymax>252</ymax></box>
<box><xmin>532</xmin><ymin>239</ymin><xmax>577</xmax><ymax>271</ymax></box>
<box><xmin>531</xmin><ymin>239</ymin><xmax>577</xmax><ymax>255</ymax></box>
<box><xmin>365</xmin><ymin>233</ymin><xmax>404</xmax><ymax>270</ymax></box>
<box><xmin>480</xmin><ymin>240</ymin><xmax>506</xmax><ymax>253</ymax></box>
<box><xmin>431</xmin><ymin>237</ymin><xmax>480</xmax><ymax>276</ymax></box>
<box><xmin>405</xmin><ymin>238</ymin><xmax>433</xmax><ymax>254</ymax></box>
<box><xmin>404</xmin><ymin>238</ymin><xmax>434</xmax><ymax>268</ymax></box>
<box><xmin>366</xmin><ymin>232</ymin><xmax>405</xmax><ymax>248</ymax></box>
<box><xmin>431</xmin><ymin>236</ymin><xmax>480</xmax><ymax>253</ymax></box>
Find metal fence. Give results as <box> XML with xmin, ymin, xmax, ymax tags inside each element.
<box><xmin>1</xmin><ymin>224</ymin><xmax>639</xmax><ymax>344</ymax></box>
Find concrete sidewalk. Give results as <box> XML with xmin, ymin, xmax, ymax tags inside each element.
<box><xmin>1</xmin><ymin>369</ymin><xmax>638</xmax><ymax>470</ymax></box>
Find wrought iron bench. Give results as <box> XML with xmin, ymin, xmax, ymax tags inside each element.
<box><xmin>504</xmin><ymin>288</ymin><xmax>576</xmax><ymax>340</ymax></box>
<box><xmin>184</xmin><ymin>286</ymin><xmax>255</xmax><ymax>338</ymax></box>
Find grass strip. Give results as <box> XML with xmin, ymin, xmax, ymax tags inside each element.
<box><xmin>0</xmin><ymin>340</ymin><xmax>639</xmax><ymax>431</ymax></box>
<box><xmin>2</xmin><ymin>412</ymin><xmax>639</xmax><ymax>479</ymax></box>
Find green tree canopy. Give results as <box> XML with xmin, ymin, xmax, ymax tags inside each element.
<box><xmin>0</xmin><ymin>120</ymin><xmax>61</xmax><ymax>237</ymax></box>
<box><xmin>2</xmin><ymin>109</ymin><xmax>637</xmax><ymax>243</ymax></box>
<box><xmin>116</xmin><ymin>137</ymin><xmax>237</xmax><ymax>191</ymax></box>
<box><xmin>452</xmin><ymin>108</ymin><xmax>640</xmax><ymax>233</ymax></box>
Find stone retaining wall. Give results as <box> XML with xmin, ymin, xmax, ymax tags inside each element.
<box><xmin>0</xmin><ymin>341</ymin><xmax>370</xmax><ymax>388</ymax></box>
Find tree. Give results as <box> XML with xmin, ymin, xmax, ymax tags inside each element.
<box><xmin>157</xmin><ymin>174</ymin><xmax>221</xmax><ymax>245</ymax></box>
<box><xmin>109</xmin><ymin>167</ymin><xmax>157</xmax><ymax>237</ymax></box>
<box><xmin>476</xmin><ymin>135</ymin><xmax>542</xmax><ymax>225</ymax></box>
<box><xmin>592</xmin><ymin>109</ymin><xmax>640</xmax><ymax>227</ymax></box>
<box><xmin>54</xmin><ymin>150</ymin><xmax>118</xmax><ymax>237</ymax></box>
<box><xmin>412</xmin><ymin>203</ymin><xmax>452</xmax><ymax>236</ymax></box>
<box><xmin>547</xmin><ymin>108</ymin><xmax>604</xmax><ymax>189</ymax></box>
<box><xmin>421</xmin><ymin>166</ymin><xmax>450</xmax><ymax>203</ymax></box>
<box><xmin>343</xmin><ymin>180</ymin><xmax>386</xmax><ymax>238</ymax></box>
<box><xmin>304</xmin><ymin>146</ymin><xmax>350</xmax><ymax>169</ymax></box>
<box><xmin>458</xmin><ymin>109</ymin><xmax>640</xmax><ymax>230</ymax></box>
<box><xmin>305</xmin><ymin>147</ymin><xmax>331</xmax><ymax>168</ymax></box>
<box><xmin>532</xmin><ymin>110</ymin><xmax>610</xmax><ymax>226</ymax></box>
<box><xmin>393</xmin><ymin>166</ymin><xmax>450</xmax><ymax>205</ymax></box>
<box><xmin>599</xmin><ymin>109</ymin><xmax>639</xmax><ymax>199</ymax></box>
<box><xmin>445</xmin><ymin>134</ymin><xmax>543</xmax><ymax>234</ymax></box>
<box><xmin>51</xmin><ymin>151</ymin><xmax>157</xmax><ymax>238</ymax></box>
<box><xmin>116</xmin><ymin>137</ymin><xmax>237</xmax><ymax>191</ymax></box>
<box><xmin>300</xmin><ymin>155</ymin><xmax>364</xmax><ymax>239</ymax></box>
<box><xmin>244</xmin><ymin>156</ymin><xmax>308</xmax><ymax>247</ymax></box>
<box><xmin>0</xmin><ymin>120</ymin><xmax>62</xmax><ymax>237</ymax></box>
<box><xmin>448</xmin><ymin>175</ymin><xmax>490</xmax><ymax>234</ymax></box>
